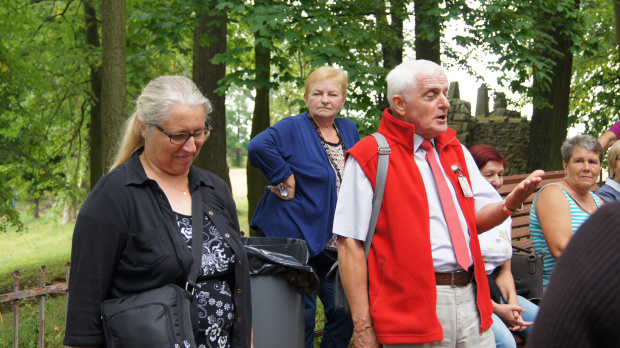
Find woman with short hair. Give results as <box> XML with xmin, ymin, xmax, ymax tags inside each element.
<box><xmin>248</xmin><ymin>66</ymin><xmax>359</xmax><ymax>348</ymax></box>
<box><xmin>530</xmin><ymin>134</ymin><xmax>604</xmax><ymax>288</ymax></box>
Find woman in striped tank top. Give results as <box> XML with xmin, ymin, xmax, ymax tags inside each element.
<box><xmin>530</xmin><ymin>135</ymin><xmax>604</xmax><ymax>288</ymax></box>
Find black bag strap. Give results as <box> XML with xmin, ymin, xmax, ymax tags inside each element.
<box><xmin>512</xmin><ymin>243</ymin><xmax>533</xmax><ymax>254</ymax></box>
<box><xmin>186</xmin><ymin>186</ymin><xmax>203</xmax><ymax>293</ymax></box>
<box><xmin>363</xmin><ymin>133</ymin><xmax>390</xmax><ymax>258</ymax></box>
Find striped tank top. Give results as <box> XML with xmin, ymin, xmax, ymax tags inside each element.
<box><xmin>530</xmin><ymin>183</ymin><xmax>601</xmax><ymax>286</ymax></box>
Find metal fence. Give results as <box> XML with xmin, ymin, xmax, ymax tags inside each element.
<box><xmin>0</xmin><ymin>263</ymin><xmax>70</xmax><ymax>348</ymax></box>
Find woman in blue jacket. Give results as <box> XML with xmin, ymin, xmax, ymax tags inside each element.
<box><xmin>248</xmin><ymin>66</ymin><xmax>359</xmax><ymax>348</ymax></box>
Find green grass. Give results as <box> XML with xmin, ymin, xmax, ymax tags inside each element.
<box><xmin>233</xmin><ymin>192</ymin><xmax>250</xmax><ymax>235</ymax></box>
<box><xmin>1</xmin><ymin>204</ymin><xmax>73</xmax><ymax>348</ymax></box>
<box><xmin>0</xmin><ymin>295</ymin><xmax>68</xmax><ymax>348</ymax></box>
<box><xmin>0</xmin><ymin>212</ymin><xmax>73</xmax><ymax>295</ymax></box>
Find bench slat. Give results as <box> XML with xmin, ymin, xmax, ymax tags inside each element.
<box><xmin>511</xmin><ymin>226</ymin><xmax>531</xmax><ymax>239</ymax></box>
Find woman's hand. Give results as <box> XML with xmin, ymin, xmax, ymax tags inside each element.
<box><xmin>270</xmin><ymin>174</ymin><xmax>296</xmax><ymax>200</ymax></box>
<box><xmin>494</xmin><ymin>303</ymin><xmax>533</xmax><ymax>332</ymax></box>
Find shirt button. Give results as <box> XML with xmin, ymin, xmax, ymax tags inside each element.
<box><xmin>236</xmin><ymin>318</ymin><xmax>242</xmax><ymax>323</ymax></box>
<box><xmin>208</xmin><ymin>211</ymin><xmax>214</xmax><ymax>216</ymax></box>
<box><xmin>225</xmin><ymin>233</ymin><xmax>230</xmax><ymax>238</ymax></box>
<box><xmin>237</xmin><ymin>288</ymin><xmax>242</xmax><ymax>294</ymax></box>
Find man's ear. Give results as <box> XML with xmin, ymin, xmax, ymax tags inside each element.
<box><xmin>392</xmin><ymin>95</ymin><xmax>406</xmax><ymax>118</ymax></box>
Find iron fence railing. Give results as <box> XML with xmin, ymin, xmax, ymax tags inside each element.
<box><xmin>0</xmin><ymin>262</ymin><xmax>70</xmax><ymax>348</ymax></box>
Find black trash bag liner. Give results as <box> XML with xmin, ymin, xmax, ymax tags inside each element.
<box><xmin>243</xmin><ymin>237</ymin><xmax>320</xmax><ymax>295</ymax></box>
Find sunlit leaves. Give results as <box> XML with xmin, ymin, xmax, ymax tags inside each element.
<box><xmin>0</xmin><ymin>0</ymin><xmax>92</xmax><ymax>229</ymax></box>
<box><xmin>570</xmin><ymin>0</ymin><xmax>620</xmax><ymax>137</ymax></box>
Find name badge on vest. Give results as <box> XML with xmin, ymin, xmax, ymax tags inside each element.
<box><xmin>452</xmin><ymin>165</ymin><xmax>474</xmax><ymax>198</ymax></box>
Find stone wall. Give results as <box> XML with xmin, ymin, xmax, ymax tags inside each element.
<box><xmin>470</xmin><ymin>120</ymin><xmax>530</xmax><ymax>175</ymax></box>
<box><xmin>447</xmin><ymin>83</ymin><xmax>531</xmax><ymax>175</ymax></box>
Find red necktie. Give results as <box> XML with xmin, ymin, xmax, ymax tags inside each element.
<box><xmin>420</xmin><ymin>139</ymin><xmax>471</xmax><ymax>270</ymax></box>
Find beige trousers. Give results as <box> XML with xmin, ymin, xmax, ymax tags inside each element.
<box><xmin>384</xmin><ymin>283</ymin><xmax>495</xmax><ymax>348</ymax></box>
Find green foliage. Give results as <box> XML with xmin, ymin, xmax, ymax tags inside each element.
<box><xmin>570</xmin><ymin>0</ymin><xmax>620</xmax><ymax>136</ymax></box>
<box><xmin>126</xmin><ymin>0</ymin><xmax>195</xmax><ymax>96</ymax></box>
<box><xmin>0</xmin><ymin>0</ymin><xmax>91</xmax><ymax>231</ymax></box>
<box><xmin>454</xmin><ymin>0</ymin><xmax>585</xmax><ymax>108</ymax></box>
<box><xmin>226</xmin><ymin>87</ymin><xmax>253</xmax><ymax>167</ymax></box>
<box><xmin>216</xmin><ymin>0</ymin><xmax>395</xmax><ymax>135</ymax></box>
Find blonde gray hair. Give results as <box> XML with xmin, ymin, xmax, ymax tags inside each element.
<box><xmin>111</xmin><ymin>76</ymin><xmax>212</xmax><ymax>170</ymax></box>
<box><xmin>608</xmin><ymin>141</ymin><xmax>620</xmax><ymax>178</ymax></box>
<box><xmin>304</xmin><ymin>66</ymin><xmax>348</xmax><ymax>98</ymax></box>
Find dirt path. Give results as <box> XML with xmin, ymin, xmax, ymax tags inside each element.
<box><xmin>229</xmin><ymin>168</ymin><xmax>247</xmax><ymax>197</ymax></box>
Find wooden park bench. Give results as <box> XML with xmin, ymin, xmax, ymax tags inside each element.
<box><xmin>498</xmin><ymin>170</ymin><xmax>566</xmax><ymax>250</ymax></box>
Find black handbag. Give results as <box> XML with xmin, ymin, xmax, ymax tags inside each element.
<box><xmin>327</xmin><ymin>133</ymin><xmax>390</xmax><ymax>317</ymax></box>
<box><xmin>100</xmin><ymin>188</ymin><xmax>203</xmax><ymax>348</ymax></box>
<box><xmin>511</xmin><ymin>244</ymin><xmax>544</xmax><ymax>300</ymax></box>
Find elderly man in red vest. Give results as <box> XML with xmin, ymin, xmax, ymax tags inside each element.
<box><xmin>334</xmin><ymin>60</ymin><xmax>544</xmax><ymax>348</ymax></box>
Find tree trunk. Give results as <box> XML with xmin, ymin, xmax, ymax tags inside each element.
<box><xmin>33</xmin><ymin>197</ymin><xmax>40</xmax><ymax>218</ymax></box>
<box><xmin>193</xmin><ymin>2</ymin><xmax>232</xmax><ymax>191</ymax></box>
<box><xmin>527</xmin><ymin>1</ymin><xmax>581</xmax><ymax>172</ymax></box>
<box><xmin>101</xmin><ymin>0</ymin><xmax>126</xmax><ymax>171</ymax></box>
<box><xmin>84</xmin><ymin>0</ymin><xmax>102</xmax><ymax>189</ymax></box>
<box><xmin>246</xmin><ymin>32</ymin><xmax>271</xmax><ymax>234</ymax></box>
<box><xmin>414</xmin><ymin>0</ymin><xmax>441</xmax><ymax>64</ymax></box>
<box><xmin>376</xmin><ymin>0</ymin><xmax>404</xmax><ymax>111</ymax></box>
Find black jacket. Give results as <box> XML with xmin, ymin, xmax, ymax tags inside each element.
<box><xmin>64</xmin><ymin>151</ymin><xmax>251</xmax><ymax>347</ymax></box>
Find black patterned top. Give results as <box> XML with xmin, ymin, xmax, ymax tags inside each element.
<box><xmin>176</xmin><ymin>213</ymin><xmax>236</xmax><ymax>348</ymax></box>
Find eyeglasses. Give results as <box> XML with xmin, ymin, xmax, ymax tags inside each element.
<box><xmin>149</xmin><ymin>123</ymin><xmax>213</xmax><ymax>144</ymax></box>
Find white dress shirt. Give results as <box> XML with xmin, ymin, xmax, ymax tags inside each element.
<box><xmin>333</xmin><ymin>133</ymin><xmax>502</xmax><ymax>272</ymax></box>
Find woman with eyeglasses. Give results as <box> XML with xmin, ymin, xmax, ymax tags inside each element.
<box><xmin>64</xmin><ymin>76</ymin><xmax>252</xmax><ymax>348</ymax></box>
<box><xmin>595</xmin><ymin>141</ymin><xmax>620</xmax><ymax>202</ymax></box>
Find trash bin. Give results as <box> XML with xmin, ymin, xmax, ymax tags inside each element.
<box><xmin>243</xmin><ymin>237</ymin><xmax>319</xmax><ymax>348</ymax></box>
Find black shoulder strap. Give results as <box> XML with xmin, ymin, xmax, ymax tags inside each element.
<box><xmin>187</xmin><ymin>187</ymin><xmax>203</xmax><ymax>292</ymax></box>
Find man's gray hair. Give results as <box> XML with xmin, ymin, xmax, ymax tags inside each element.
<box><xmin>561</xmin><ymin>134</ymin><xmax>603</xmax><ymax>163</ymax></box>
<box><xmin>386</xmin><ymin>60</ymin><xmax>446</xmax><ymax>109</ymax></box>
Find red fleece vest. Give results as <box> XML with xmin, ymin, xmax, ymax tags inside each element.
<box><xmin>347</xmin><ymin>109</ymin><xmax>492</xmax><ymax>344</ymax></box>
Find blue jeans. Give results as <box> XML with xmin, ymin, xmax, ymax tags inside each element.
<box><xmin>305</xmin><ymin>257</ymin><xmax>353</xmax><ymax>348</ymax></box>
<box><xmin>491</xmin><ymin>295</ymin><xmax>539</xmax><ymax>348</ymax></box>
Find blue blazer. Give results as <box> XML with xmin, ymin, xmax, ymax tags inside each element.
<box><xmin>248</xmin><ymin>112</ymin><xmax>360</xmax><ymax>257</ymax></box>
<box><xmin>595</xmin><ymin>183</ymin><xmax>620</xmax><ymax>203</ymax></box>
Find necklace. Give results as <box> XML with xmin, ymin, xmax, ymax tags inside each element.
<box><xmin>142</xmin><ymin>155</ymin><xmax>189</xmax><ymax>196</ymax></box>
<box><xmin>572</xmin><ymin>195</ymin><xmax>593</xmax><ymax>214</ymax></box>
<box><xmin>564</xmin><ymin>181</ymin><xmax>593</xmax><ymax>214</ymax></box>
<box><xmin>308</xmin><ymin>115</ymin><xmax>347</xmax><ymax>183</ymax></box>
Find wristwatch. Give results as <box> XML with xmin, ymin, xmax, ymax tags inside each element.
<box><xmin>502</xmin><ymin>199</ymin><xmax>523</xmax><ymax>215</ymax></box>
